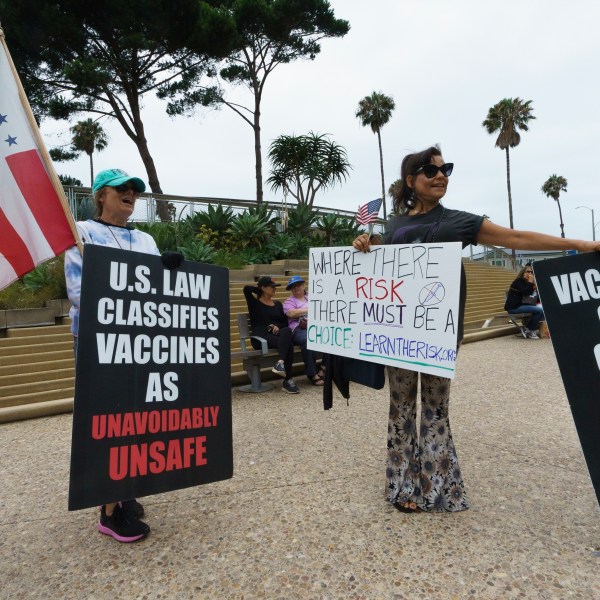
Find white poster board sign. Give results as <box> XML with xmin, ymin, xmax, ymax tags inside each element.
<box><xmin>307</xmin><ymin>243</ymin><xmax>462</xmax><ymax>379</ymax></box>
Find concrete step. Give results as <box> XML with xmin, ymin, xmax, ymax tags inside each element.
<box><xmin>0</xmin><ymin>349</ymin><xmax>73</xmax><ymax>366</ymax></box>
<box><xmin>0</xmin><ymin>376</ymin><xmax>75</xmax><ymax>400</ymax></box>
<box><xmin>0</xmin><ymin>386</ymin><xmax>76</xmax><ymax>409</ymax></box>
<box><xmin>5</xmin><ymin>324</ymin><xmax>71</xmax><ymax>338</ymax></box>
<box><xmin>0</xmin><ymin>333</ymin><xmax>72</xmax><ymax>349</ymax></box>
<box><xmin>0</xmin><ymin>358</ymin><xmax>74</xmax><ymax>377</ymax></box>
<box><xmin>0</xmin><ymin>397</ymin><xmax>74</xmax><ymax>424</ymax></box>
<box><xmin>0</xmin><ymin>340</ymin><xmax>72</xmax><ymax>358</ymax></box>
<box><xmin>0</xmin><ymin>367</ymin><xmax>74</xmax><ymax>388</ymax></box>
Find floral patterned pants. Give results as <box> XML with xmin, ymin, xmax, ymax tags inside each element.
<box><xmin>386</xmin><ymin>366</ymin><xmax>469</xmax><ymax>512</ymax></box>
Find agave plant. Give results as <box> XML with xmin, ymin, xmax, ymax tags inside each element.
<box><xmin>317</xmin><ymin>212</ymin><xmax>343</xmax><ymax>246</ymax></box>
<box><xmin>287</xmin><ymin>203</ymin><xmax>317</xmax><ymax>238</ymax></box>
<box><xmin>335</xmin><ymin>216</ymin><xmax>365</xmax><ymax>244</ymax></box>
<box><xmin>195</xmin><ymin>203</ymin><xmax>235</xmax><ymax>235</ymax></box>
<box><xmin>229</xmin><ymin>211</ymin><xmax>272</xmax><ymax>248</ymax></box>
<box><xmin>287</xmin><ymin>233</ymin><xmax>313</xmax><ymax>259</ymax></box>
<box><xmin>21</xmin><ymin>257</ymin><xmax>67</xmax><ymax>297</ymax></box>
<box><xmin>266</xmin><ymin>233</ymin><xmax>295</xmax><ymax>259</ymax></box>
<box><xmin>178</xmin><ymin>240</ymin><xmax>216</xmax><ymax>264</ymax></box>
<box><xmin>247</xmin><ymin>203</ymin><xmax>278</xmax><ymax>230</ymax></box>
<box><xmin>238</xmin><ymin>247</ymin><xmax>271</xmax><ymax>265</ymax></box>
<box><xmin>135</xmin><ymin>222</ymin><xmax>177</xmax><ymax>252</ymax></box>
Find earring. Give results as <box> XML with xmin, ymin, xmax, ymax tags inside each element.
<box><xmin>405</xmin><ymin>190</ymin><xmax>416</xmax><ymax>209</ymax></box>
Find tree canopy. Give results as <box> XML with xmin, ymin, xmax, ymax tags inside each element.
<box><xmin>164</xmin><ymin>0</ymin><xmax>350</xmax><ymax>204</ymax></box>
<box><xmin>542</xmin><ymin>174</ymin><xmax>568</xmax><ymax>238</ymax></box>
<box><xmin>482</xmin><ymin>97</ymin><xmax>535</xmax><ymax>150</ymax></box>
<box><xmin>541</xmin><ymin>174</ymin><xmax>567</xmax><ymax>201</ymax></box>
<box><xmin>50</xmin><ymin>119</ymin><xmax>108</xmax><ymax>186</ymax></box>
<box><xmin>1</xmin><ymin>0</ymin><xmax>234</xmax><ymax>219</ymax></box>
<box><xmin>266</xmin><ymin>132</ymin><xmax>351</xmax><ymax>208</ymax></box>
<box><xmin>483</xmin><ymin>97</ymin><xmax>535</xmax><ymax>266</ymax></box>
<box><xmin>356</xmin><ymin>91</ymin><xmax>395</xmax><ymax>219</ymax></box>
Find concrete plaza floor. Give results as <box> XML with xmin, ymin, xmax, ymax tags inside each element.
<box><xmin>1</xmin><ymin>335</ymin><xmax>599</xmax><ymax>600</ymax></box>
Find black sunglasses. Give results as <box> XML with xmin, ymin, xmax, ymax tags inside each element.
<box><xmin>415</xmin><ymin>163</ymin><xmax>454</xmax><ymax>178</ymax></box>
<box><xmin>113</xmin><ymin>183</ymin><xmax>139</xmax><ymax>193</ymax></box>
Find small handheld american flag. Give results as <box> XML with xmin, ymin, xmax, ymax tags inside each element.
<box><xmin>356</xmin><ymin>198</ymin><xmax>382</xmax><ymax>225</ymax></box>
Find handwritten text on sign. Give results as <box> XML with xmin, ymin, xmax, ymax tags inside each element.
<box><xmin>307</xmin><ymin>243</ymin><xmax>462</xmax><ymax>378</ymax></box>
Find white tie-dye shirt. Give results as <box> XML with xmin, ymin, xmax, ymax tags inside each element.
<box><xmin>64</xmin><ymin>220</ymin><xmax>160</xmax><ymax>336</ymax></box>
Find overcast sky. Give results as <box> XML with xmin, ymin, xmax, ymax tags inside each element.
<box><xmin>41</xmin><ymin>0</ymin><xmax>600</xmax><ymax>242</ymax></box>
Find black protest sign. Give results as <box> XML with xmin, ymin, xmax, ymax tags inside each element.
<box><xmin>534</xmin><ymin>252</ymin><xmax>600</xmax><ymax>506</ymax></box>
<box><xmin>68</xmin><ymin>245</ymin><xmax>232</xmax><ymax>511</ymax></box>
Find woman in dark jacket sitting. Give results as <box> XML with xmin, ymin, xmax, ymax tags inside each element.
<box><xmin>243</xmin><ymin>276</ymin><xmax>299</xmax><ymax>394</ymax></box>
<box><xmin>504</xmin><ymin>265</ymin><xmax>545</xmax><ymax>339</ymax></box>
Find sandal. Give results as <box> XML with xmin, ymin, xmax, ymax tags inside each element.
<box><xmin>393</xmin><ymin>501</ymin><xmax>422</xmax><ymax>513</ymax></box>
<box><xmin>310</xmin><ymin>375</ymin><xmax>324</xmax><ymax>386</ymax></box>
<box><xmin>317</xmin><ymin>367</ymin><xmax>326</xmax><ymax>379</ymax></box>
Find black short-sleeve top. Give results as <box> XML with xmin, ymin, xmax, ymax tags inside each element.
<box><xmin>382</xmin><ymin>204</ymin><xmax>485</xmax><ymax>343</ymax></box>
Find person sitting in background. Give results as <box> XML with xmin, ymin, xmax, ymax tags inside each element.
<box><xmin>243</xmin><ymin>277</ymin><xmax>299</xmax><ymax>394</ymax></box>
<box><xmin>504</xmin><ymin>265</ymin><xmax>545</xmax><ymax>339</ymax></box>
<box><xmin>283</xmin><ymin>276</ymin><xmax>323</xmax><ymax>386</ymax></box>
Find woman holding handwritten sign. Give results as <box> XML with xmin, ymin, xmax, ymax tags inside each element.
<box><xmin>353</xmin><ymin>145</ymin><xmax>599</xmax><ymax>513</ymax></box>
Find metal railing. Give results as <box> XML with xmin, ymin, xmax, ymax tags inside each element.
<box><xmin>63</xmin><ymin>186</ymin><xmax>376</xmax><ymax>225</ymax></box>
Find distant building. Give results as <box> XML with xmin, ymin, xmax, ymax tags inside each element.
<box><xmin>468</xmin><ymin>247</ymin><xmax>573</xmax><ymax>269</ymax></box>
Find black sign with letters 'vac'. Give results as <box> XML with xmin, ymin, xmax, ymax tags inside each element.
<box><xmin>534</xmin><ymin>252</ymin><xmax>600</xmax><ymax>506</ymax></box>
<box><xmin>68</xmin><ymin>245</ymin><xmax>232</xmax><ymax>510</ymax></box>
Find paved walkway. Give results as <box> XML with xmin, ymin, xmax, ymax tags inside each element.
<box><xmin>1</xmin><ymin>336</ymin><xmax>599</xmax><ymax>599</ymax></box>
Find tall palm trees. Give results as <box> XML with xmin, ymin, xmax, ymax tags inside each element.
<box><xmin>541</xmin><ymin>175</ymin><xmax>568</xmax><ymax>238</ymax></box>
<box><xmin>482</xmin><ymin>97</ymin><xmax>535</xmax><ymax>266</ymax></box>
<box><xmin>356</xmin><ymin>92</ymin><xmax>395</xmax><ymax>219</ymax></box>
<box><xmin>70</xmin><ymin>119</ymin><xmax>108</xmax><ymax>186</ymax></box>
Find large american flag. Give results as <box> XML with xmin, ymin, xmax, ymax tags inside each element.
<box><xmin>356</xmin><ymin>198</ymin><xmax>382</xmax><ymax>225</ymax></box>
<box><xmin>0</xmin><ymin>33</ymin><xmax>77</xmax><ymax>291</ymax></box>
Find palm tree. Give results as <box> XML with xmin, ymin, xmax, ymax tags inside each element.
<box><xmin>541</xmin><ymin>175</ymin><xmax>568</xmax><ymax>238</ymax></box>
<box><xmin>482</xmin><ymin>97</ymin><xmax>535</xmax><ymax>267</ymax></box>
<box><xmin>70</xmin><ymin>119</ymin><xmax>109</xmax><ymax>186</ymax></box>
<box><xmin>356</xmin><ymin>92</ymin><xmax>395</xmax><ymax>220</ymax></box>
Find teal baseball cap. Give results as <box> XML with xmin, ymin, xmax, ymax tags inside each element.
<box><xmin>92</xmin><ymin>168</ymin><xmax>146</xmax><ymax>193</ymax></box>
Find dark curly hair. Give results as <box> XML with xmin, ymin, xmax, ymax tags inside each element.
<box><xmin>391</xmin><ymin>145</ymin><xmax>442</xmax><ymax>214</ymax></box>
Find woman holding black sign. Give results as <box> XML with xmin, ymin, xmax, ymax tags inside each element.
<box><xmin>65</xmin><ymin>168</ymin><xmax>182</xmax><ymax>542</ymax></box>
<box><xmin>353</xmin><ymin>145</ymin><xmax>599</xmax><ymax>513</ymax></box>
<box><xmin>505</xmin><ymin>265</ymin><xmax>545</xmax><ymax>339</ymax></box>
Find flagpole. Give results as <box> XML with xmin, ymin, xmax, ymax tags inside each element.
<box><xmin>0</xmin><ymin>25</ymin><xmax>82</xmax><ymax>255</ymax></box>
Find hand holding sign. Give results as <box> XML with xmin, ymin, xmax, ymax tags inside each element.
<box><xmin>307</xmin><ymin>243</ymin><xmax>462</xmax><ymax>378</ymax></box>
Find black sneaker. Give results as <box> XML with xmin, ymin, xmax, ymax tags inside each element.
<box><xmin>98</xmin><ymin>503</ymin><xmax>150</xmax><ymax>543</ymax></box>
<box><xmin>121</xmin><ymin>499</ymin><xmax>144</xmax><ymax>518</ymax></box>
<box><xmin>282</xmin><ymin>378</ymin><xmax>300</xmax><ymax>394</ymax></box>
<box><xmin>272</xmin><ymin>360</ymin><xmax>286</xmax><ymax>376</ymax></box>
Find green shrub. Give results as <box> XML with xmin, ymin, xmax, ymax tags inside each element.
<box><xmin>212</xmin><ymin>250</ymin><xmax>246</xmax><ymax>270</ymax></box>
<box><xmin>195</xmin><ymin>204</ymin><xmax>235</xmax><ymax>235</ymax></box>
<box><xmin>178</xmin><ymin>240</ymin><xmax>217</xmax><ymax>264</ymax></box>
<box><xmin>136</xmin><ymin>222</ymin><xmax>177</xmax><ymax>252</ymax></box>
<box><xmin>0</xmin><ymin>256</ymin><xmax>66</xmax><ymax>309</ymax></box>
<box><xmin>229</xmin><ymin>212</ymin><xmax>272</xmax><ymax>248</ymax></box>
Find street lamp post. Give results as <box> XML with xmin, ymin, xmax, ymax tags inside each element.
<box><xmin>576</xmin><ymin>205</ymin><xmax>596</xmax><ymax>241</ymax></box>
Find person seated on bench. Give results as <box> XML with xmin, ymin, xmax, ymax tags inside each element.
<box><xmin>283</xmin><ymin>276</ymin><xmax>324</xmax><ymax>386</ymax></box>
<box><xmin>504</xmin><ymin>265</ymin><xmax>545</xmax><ymax>339</ymax></box>
<box><xmin>243</xmin><ymin>276</ymin><xmax>300</xmax><ymax>394</ymax></box>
